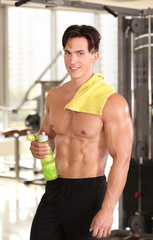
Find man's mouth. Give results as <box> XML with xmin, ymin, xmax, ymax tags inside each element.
<box><xmin>70</xmin><ymin>67</ymin><xmax>79</xmax><ymax>70</ymax></box>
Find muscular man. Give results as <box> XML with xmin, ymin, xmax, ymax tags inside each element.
<box><xmin>30</xmin><ymin>25</ymin><xmax>133</xmax><ymax>240</ymax></box>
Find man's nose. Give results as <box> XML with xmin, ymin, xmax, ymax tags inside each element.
<box><xmin>70</xmin><ymin>53</ymin><xmax>77</xmax><ymax>64</ymax></box>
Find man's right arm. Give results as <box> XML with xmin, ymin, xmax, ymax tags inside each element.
<box><xmin>90</xmin><ymin>93</ymin><xmax>133</xmax><ymax>239</ymax></box>
<box><xmin>30</xmin><ymin>90</ymin><xmax>56</xmax><ymax>159</ymax></box>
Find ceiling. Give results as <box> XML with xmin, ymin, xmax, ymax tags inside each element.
<box><xmin>1</xmin><ymin>0</ymin><xmax>153</xmax><ymax>15</ymax></box>
<box><xmin>85</xmin><ymin>0</ymin><xmax>153</xmax><ymax>9</ymax></box>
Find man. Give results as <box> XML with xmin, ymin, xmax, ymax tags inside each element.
<box><xmin>30</xmin><ymin>25</ymin><xmax>133</xmax><ymax>240</ymax></box>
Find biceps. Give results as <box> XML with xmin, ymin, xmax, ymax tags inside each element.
<box><xmin>40</xmin><ymin>112</ymin><xmax>50</xmax><ymax>133</ymax></box>
<box><xmin>105</xmin><ymin>117</ymin><xmax>133</xmax><ymax>159</ymax></box>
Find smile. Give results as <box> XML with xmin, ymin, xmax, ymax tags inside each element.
<box><xmin>70</xmin><ymin>67</ymin><xmax>79</xmax><ymax>70</ymax></box>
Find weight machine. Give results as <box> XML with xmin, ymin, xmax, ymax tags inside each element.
<box><xmin>117</xmin><ymin>14</ymin><xmax>153</xmax><ymax>239</ymax></box>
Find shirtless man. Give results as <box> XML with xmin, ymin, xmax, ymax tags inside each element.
<box><xmin>30</xmin><ymin>25</ymin><xmax>133</xmax><ymax>240</ymax></box>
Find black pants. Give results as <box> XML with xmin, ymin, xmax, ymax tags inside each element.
<box><xmin>30</xmin><ymin>176</ymin><xmax>107</xmax><ymax>240</ymax></box>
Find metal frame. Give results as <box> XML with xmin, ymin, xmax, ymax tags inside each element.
<box><xmin>0</xmin><ymin>6</ymin><xmax>9</xmax><ymax>129</ymax></box>
<box><xmin>130</xmin><ymin>31</ymin><xmax>135</xmax><ymax>126</ymax></box>
<box><xmin>12</xmin><ymin>0</ymin><xmax>153</xmax><ymax>17</ymax></box>
<box><xmin>148</xmin><ymin>15</ymin><xmax>152</xmax><ymax>160</ymax></box>
<box><xmin>118</xmin><ymin>15</ymin><xmax>153</xmax><ymax>232</ymax></box>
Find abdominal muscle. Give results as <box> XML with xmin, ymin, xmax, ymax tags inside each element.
<box><xmin>54</xmin><ymin>133</ymin><xmax>108</xmax><ymax>178</ymax></box>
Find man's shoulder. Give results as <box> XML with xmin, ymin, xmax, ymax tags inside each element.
<box><xmin>107</xmin><ymin>93</ymin><xmax>128</xmax><ymax>106</ymax></box>
<box><xmin>103</xmin><ymin>93</ymin><xmax>130</xmax><ymax>120</ymax></box>
<box><xmin>47</xmin><ymin>82</ymin><xmax>70</xmax><ymax>98</ymax></box>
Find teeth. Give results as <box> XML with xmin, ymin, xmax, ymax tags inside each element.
<box><xmin>71</xmin><ymin>67</ymin><xmax>78</xmax><ymax>70</ymax></box>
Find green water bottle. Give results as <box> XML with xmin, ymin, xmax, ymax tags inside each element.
<box><xmin>27</xmin><ymin>132</ymin><xmax>58</xmax><ymax>181</ymax></box>
<box><xmin>38</xmin><ymin>132</ymin><xmax>58</xmax><ymax>181</ymax></box>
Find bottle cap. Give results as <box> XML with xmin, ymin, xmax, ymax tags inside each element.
<box><xmin>38</xmin><ymin>132</ymin><xmax>48</xmax><ymax>142</ymax></box>
<box><xmin>27</xmin><ymin>134</ymin><xmax>38</xmax><ymax>141</ymax></box>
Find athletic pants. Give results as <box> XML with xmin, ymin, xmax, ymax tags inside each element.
<box><xmin>30</xmin><ymin>176</ymin><xmax>107</xmax><ymax>240</ymax></box>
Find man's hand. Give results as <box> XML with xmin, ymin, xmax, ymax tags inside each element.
<box><xmin>89</xmin><ymin>208</ymin><xmax>113</xmax><ymax>239</ymax></box>
<box><xmin>30</xmin><ymin>133</ymin><xmax>50</xmax><ymax>159</ymax></box>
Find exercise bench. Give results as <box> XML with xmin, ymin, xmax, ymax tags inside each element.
<box><xmin>1</xmin><ymin>127</ymin><xmax>31</xmax><ymax>180</ymax></box>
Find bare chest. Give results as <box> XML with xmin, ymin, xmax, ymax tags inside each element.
<box><xmin>49</xmin><ymin>101</ymin><xmax>103</xmax><ymax>138</ymax></box>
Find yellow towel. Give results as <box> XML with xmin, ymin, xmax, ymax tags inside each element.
<box><xmin>64</xmin><ymin>73</ymin><xmax>116</xmax><ymax>116</ymax></box>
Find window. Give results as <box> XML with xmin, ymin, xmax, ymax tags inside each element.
<box><xmin>99</xmin><ymin>14</ymin><xmax>118</xmax><ymax>90</ymax></box>
<box><xmin>6</xmin><ymin>8</ymin><xmax>118</xmax><ymax>128</ymax></box>
<box><xmin>7</xmin><ymin>6</ymin><xmax>52</xmax><ymax>127</ymax></box>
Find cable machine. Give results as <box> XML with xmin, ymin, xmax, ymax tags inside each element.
<box><xmin>118</xmin><ymin>14</ymin><xmax>153</xmax><ymax>237</ymax></box>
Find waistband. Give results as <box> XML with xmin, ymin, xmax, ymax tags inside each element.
<box><xmin>47</xmin><ymin>175</ymin><xmax>106</xmax><ymax>186</ymax></box>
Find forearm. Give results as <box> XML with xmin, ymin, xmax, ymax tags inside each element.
<box><xmin>101</xmin><ymin>156</ymin><xmax>130</xmax><ymax>212</ymax></box>
<box><xmin>89</xmin><ymin>157</ymin><xmax>129</xmax><ymax>238</ymax></box>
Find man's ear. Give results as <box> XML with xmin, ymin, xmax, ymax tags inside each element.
<box><xmin>91</xmin><ymin>52</ymin><xmax>99</xmax><ymax>63</ymax></box>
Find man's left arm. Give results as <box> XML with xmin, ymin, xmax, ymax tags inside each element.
<box><xmin>90</xmin><ymin>93</ymin><xmax>134</xmax><ymax>239</ymax></box>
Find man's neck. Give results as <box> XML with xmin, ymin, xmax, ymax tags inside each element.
<box><xmin>70</xmin><ymin>73</ymin><xmax>94</xmax><ymax>92</ymax></box>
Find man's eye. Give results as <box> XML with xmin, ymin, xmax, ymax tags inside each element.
<box><xmin>65</xmin><ymin>51</ymin><xmax>70</xmax><ymax>55</ymax></box>
<box><xmin>78</xmin><ymin>52</ymin><xmax>84</xmax><ymax>56</ymax></box>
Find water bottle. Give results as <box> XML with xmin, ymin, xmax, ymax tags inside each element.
<box><xmin>27</xmin><ymin>132</ymin><xmax>58</xmax><ymax>181</ymax></box>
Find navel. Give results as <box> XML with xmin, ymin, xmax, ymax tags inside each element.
<box><xmin>81</xmin><ymin>130</ymin><xmax>86</xmax><ymax>135</ymax></box>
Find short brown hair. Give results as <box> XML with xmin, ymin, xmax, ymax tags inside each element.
<box><xmin>62</xmin><ymin>25</ymin><xmax>101</xmax><ymax>52</ymax></box>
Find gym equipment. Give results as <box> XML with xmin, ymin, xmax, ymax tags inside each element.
<box><xmin>106</xmin><ymin>229</ymin><xmax>153</xmax><ymax>239</ymax></box>
<box><xmin>1</xmin><ymin>127</ymin><xmax>31</xmax><ymax>179</ymax></box>
<box><xmin>25</xmin><ymin>113</ymin><xmax>40</xmax><ymax>133</ymax></box>
<box><xmin>13</xmin><ymin>0</ymin><xmax>153</xmax><ymax>18</ymax></box>
<box><xmin>118</xmin><ymin>14</ymin><xmax>153</xmax><ymax>238</ymax></box>
<box><xmin>106</xmin><ymin>229</ymin><xmax>130</xmax><ymax>239</ymax></box>
<box><xmin>0</xmin><ymin>51</ymin><xmax>68</xmax><ymax>183</ymax></box>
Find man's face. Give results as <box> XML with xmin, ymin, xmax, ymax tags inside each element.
<box><xmin>64</xmin><ymin>37</ymin><xmax>98</xmax><ymax>81</ymax></box>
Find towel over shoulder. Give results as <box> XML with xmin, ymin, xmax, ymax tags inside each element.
<box><xmin>64</xmin><ymin>73</ymin><xmax>116</xmax><ymax>116</ymax></box>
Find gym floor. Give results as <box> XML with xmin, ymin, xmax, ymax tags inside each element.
<box><xmin>0</xmin><ymin>177</ymin><xmax>45</xmax><ymax>240</ymax></box>
<box><xmin>0</xmin><ymin>177</ymin><xmax>119</xmax><ymax>240</ymax></box>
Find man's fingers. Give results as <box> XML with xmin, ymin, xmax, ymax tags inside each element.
<box><xmin>89</xmin><ymin>220</ymin><xmax>94</xmax><ymax>232</ymax></box>
<box><xmin>30</xmin><ymin>141</ymin><xmax>50</xmax><ymax>158</ymax></box>
<box><xmin>102</xmin><ymin>228</ymin><xmax>108</xmax><ymax>238</ymax></box>
<box><xmin>90</xmin><ymin>224</ymin><xmax>112</xmax><ymax>239</ymax></box>
<box><xmin>92</xmin><ymin>227</ymin><xmax>110</xmax><ymax>239</ymax></box>
<box><xmin>107</xmin><ymin>227</ymin><xmax>111</xmax><ymax>236</ymax></box>
<box><xmin>89</xmin><ymin>211</ymin><xmax>113</xmax><ymax>238</ymax></box>
<box><xmin>96</xmin><ymin>228</ymin><xmax>103</xmax><ymax>239</ymax></box>
<box><xmin>92</xmin><ymin>226</ymin><xmax>99</xmax><ymax>238</ymax></box>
